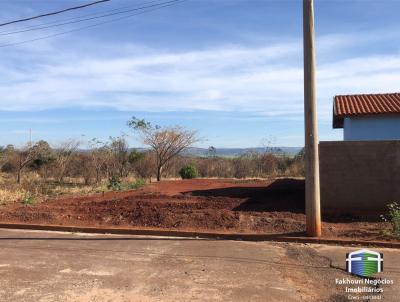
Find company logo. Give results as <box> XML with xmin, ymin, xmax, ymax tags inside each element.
<box><xmin>346</xmin><ymin>249</ymin><xmax>383</xmax><ymax>277</ymax></box>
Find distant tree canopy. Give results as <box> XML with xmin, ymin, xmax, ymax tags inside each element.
<box><xmin>295</xmin><ymin>147</ymin><xmax>305</xmax><ymax>160</ymax></box>
<box><xmin>128</xmin><ymin>117</ymin><xmax>198</xmax><ymax>181</ymax></box>
<box><xmin>207</xmin><ymin>146</ymin><xmax>217</xmax><ymax>158</ymax></box>
<box><xmin>128</xmin><ymin>149</ymin><xmax>144</xmax><ymax>164</ymax></box>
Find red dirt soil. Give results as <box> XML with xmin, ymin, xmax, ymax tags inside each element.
<box><xmin>0</xmin><ymin>178</ymin><xmax>395</xmax><ymax>242</ymax></box>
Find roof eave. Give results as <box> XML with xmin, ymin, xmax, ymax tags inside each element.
<box><xmin>332</xmin><ymin>97</ymin><xmax>344</xmax><ymax>128</ymax></box>
<box><xmin>333</xmin><ymin>115</ymin><xmax>344</xmax><ymax>128</ymax></box>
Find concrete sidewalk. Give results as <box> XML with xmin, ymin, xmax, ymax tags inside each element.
<box><xmin>0</xmin><ymin>229</ymin><xmax>398</xmax><ymax>302</ymax></box>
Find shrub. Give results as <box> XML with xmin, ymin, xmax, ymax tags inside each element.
<box><xmin>125</xmin><ymin>178</ymin><xmax>146</xmax><ymax>190</ymax></box>
<box><xmin>1</xmin><ymin>161</ymin><xmax>16</xmax><ymax>173</ymax></box>
<box><xmin>233</xmin><ymin>157</ymin><xmax>249</xmax><ymax>179</ymax></box>
<box><xmin>381</xmin><ymin>202</ymin><xmax>400</xmax><ymax>238</ymax></box>
<box><xmin>107</xmin><ymin>175</ymin><xmax>122</xmax><ymax>191</ymax></box>
<box><xmin>128</xmin><ymin>149</ymin><xmax>144</xmax><ymax>164</ymax></box>
<box><xmin>21</xmin><ymin>194</ymin><xmax>34</xmax><ymax>206</ymax></box>
<box><xmin>179</xmin><ymin>164</ymin><xmax>198</xmax><ymax>179</ymax></box>
<box><xmin>131</xmin><ymin>151</ymin><xmax>155</xmax><ymax>181</ymax></box>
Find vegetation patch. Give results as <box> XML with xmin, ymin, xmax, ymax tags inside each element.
<box><xmin>381</xmin><ymin>202</ymin><xmax>400</xmax><ymax>238</ymax></box>
<box><xmin>107</xmin><ymin>175</ymin><xmax>122</xmax><ymax>191</ymax></box>
<box><xmin>21</xmin><ymin>194</ymin><xmax>34</xmax><ymax>206</ymax></box>
<box><xmin>0</xmin><ymin>117</ymin><xmax>305</xmax><ymax>204</ymax></box>
<box><xmin>125</xmin><ymin>178</ymin><xmax>146</xmax><ymax>190</ymax></box>
<box><xmin>179</xmin><ymin>164</ymin><xmax>198</xmax><ymax>179</ymax></box>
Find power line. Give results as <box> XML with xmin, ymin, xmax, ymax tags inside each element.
<box><xmin>0</xmin><ymin>0</ymin><xmax>185</xmax><ymax>48</ymax></box>
<box><xmin>0</xmin><ymin>0</ymin><xmax>164</xmax><ymax>36</ymax></box>
<box><xmin>0</xmin><ymin>0</ymin><xmax>172</xmax><ymax>36</ymax></box>
<box><xmin>0</xmin><ymin>0</ymin><xmax>111</xmax><ymax>27</ymax></box>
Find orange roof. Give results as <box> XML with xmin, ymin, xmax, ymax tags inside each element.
<box><xmin>333</xmin><ymin>93</ymin><xmax>400</xmax><ymax>128</ymax></box>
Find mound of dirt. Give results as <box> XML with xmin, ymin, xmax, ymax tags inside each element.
<box><xmin>0</xmin><ymin>178</ymin><xmax>394</xmax><ymax>241</ymax></box>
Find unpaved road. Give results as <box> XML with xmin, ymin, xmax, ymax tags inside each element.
<box><xmin>0</xmin><ymin>229</ymin><xmax>399</xmax><ymax>301</ymax></box>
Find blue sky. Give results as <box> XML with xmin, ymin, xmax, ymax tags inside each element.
<box><xmin>1</xmin><ymin>0</ymin><xmax>400</xmax><ymax>148</ymax></box>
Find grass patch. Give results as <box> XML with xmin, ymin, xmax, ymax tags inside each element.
<box><xmin>0</xmin><ymin>188</ymin><xmax>27</xmax><ymax>205</ymax></box>
<box><xmin>107</xmin><ymin>176</ymin><xmax>146</xmax><ymax>191</ymax></box>
<box><xmin>124</xmin><ymin>178</ymin><xmax>146</xmax><ymax>190</ymax></box>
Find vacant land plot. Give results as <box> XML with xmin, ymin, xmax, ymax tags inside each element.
<box><xmin>0</xmin><ymin>179</ymin><xmax>394</xmax><ymax>242</ymax></box>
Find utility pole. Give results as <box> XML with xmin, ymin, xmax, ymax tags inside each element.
<box><xmin>303</xmin><ymin>0</ymin><xmax>321</xmax><ymax>237</ymax></box>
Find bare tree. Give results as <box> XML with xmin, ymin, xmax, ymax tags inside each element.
<box><xmin>108</xmin><ymin>136</ymin><xmax>129</xmax><ymax>178</ymax></box>
<box><xmin>55</xmin><ymin>139</ymin><xmax>80</xmax><ymax>183</ymax></box>
<box><xmin>132</xmin><ymin>151</ymin><xmax>155</xmax><ymax>182</ymax></box>
<box><xmin>128</xmin><ymin>117</ymin><xmax>198</xmax><ymax>181</ymax></box>
<box><xmin>88</xmin><ymin>138</ymin><xmax>110</xmax><ymax>183</ymax></box>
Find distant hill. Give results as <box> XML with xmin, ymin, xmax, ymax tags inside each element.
<box><xmin>181</xmin><ymin>147</ymin><xmax>303</xmax><ymax>157</ymax></box>
<box><xmin>81</xmin><ymin>146</ymin><xmax>302</xmax><ymax>157</ymax></box>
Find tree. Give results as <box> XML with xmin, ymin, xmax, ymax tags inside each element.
<box><xmin>55</xmin><ymin>139</ymin><xmax>80</xmax><ymax>183</ymax></box>
<box><xmin>128</xmin><ymin>149</ymin><xmax>144</xmax><ymax>164</ymax></box>
<box><xmin>132</xmin><ymin>151</ymin><xmax>155</xmax><ymax>182</ymax></box>
<box><xmin>108</xmin><ymin>136</ymin><xmax>129</xmax><ymax>178</ymax></box>
<box><xmin>88</xmin><ymin>138</ymin><xmax>110</xmax><ymax>184</ymax></box>
<box><xmin>295</xmin><ymin>147</ymin><xmax>305</xmax><ymax>160</ymax></box>
<box><xmin>128</xmin><ymin>117</ymin><xmax>198</xmax><ymax>181</ymax></box>
<box><xmin>1</xmin><ymin>145</ymin><xmax>17</xmax><ymax>173</ymax></box>
<box><xmin>15</xmin><ymin>140</ymin><xmax>52</xmax><ymax>184</ymax></box>
<box><xmin>207</xmin><ymin>146</ymin><xmax>217</xmax><ymax>158</ymax></box>
<box><xmin>260</xmin><ymin>153</ymin><xmax>278</xmax><ymax>176</ymax></box>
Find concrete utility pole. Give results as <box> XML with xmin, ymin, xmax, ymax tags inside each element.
<box><xmin>303</xmin><ymin>0</ymin><xmax>321</xmax><ymax>237</ymax></box>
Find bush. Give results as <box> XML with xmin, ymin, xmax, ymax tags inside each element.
<box><xmin>179</xmin><ymin>164</ymin><xmax>198</xmax><ymax>179</ymax></box>
<box><xmin>233</xmin><ymin>157</ymin><xmax>248</xmax><ymax>179</ymax></box>
<box><xmin>21</xmin><ymin>194</ymin><xmax>34</xmax><ymax>206</ymax></box>
<box><xmin>131</xmin><ymin>151</ymin><xmax>155</xmax><ymax>181</ymax></box>
<box><xmin>125</xmin><ymin>178</ymin><xmax>146</xmax><ymax>190</ymax></box>
<box><xmin>1</xmin><ymin>161</ymin><xmax>16</xmax><ymax>173</ymax></box>
<box><xmin>107</xmin><ymin>175</ymin><xmax>122</xmax><ymax>191</ymax></box>
<box><xmin>381</xmin><ymin>202</ymin><xmax>400</xmax><ymax>238</ymax></box>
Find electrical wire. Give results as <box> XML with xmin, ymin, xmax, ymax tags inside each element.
<box><xmin>0</xmin><ymin>0</ymin><xmax>111</xmax><ymax>27</ymax></box>
<box><xmin>0</xmin><ymin>0</ymin><xmax>165</xmax><ymax>36</ymax></box>
<box><xmin>0</xmin><ymin>0</ymin><xmax>185</xmax><ymax>48</ymax></box>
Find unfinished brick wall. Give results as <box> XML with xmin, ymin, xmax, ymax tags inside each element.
<box><xmin>319</xmin><ymin>140</ymin><xmax>400</xmax><ymax>214</ymax></box>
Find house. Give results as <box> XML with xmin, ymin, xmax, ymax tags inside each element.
<box><xmin>319</xmin><ymin>92</ymin><xmax>400</xmax><ymax>214</ymax></box>
<box><xmin>333</xmin><ymin>93</ymin><xmax>400</xmax><ymax>141</ymax></box>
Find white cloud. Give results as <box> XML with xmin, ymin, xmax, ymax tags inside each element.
<box><xmin>0</xmin><ymin>42</ymin><xmax>303</xmax><ymax>114</ymax></box>
<box><xmin>1</xmin><ymin>32</ymin><xmax>400</xmax><ymax>123</ymax></box>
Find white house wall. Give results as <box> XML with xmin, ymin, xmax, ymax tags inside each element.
<box><xmin>343</xmin><ymin>115</ymin><xmax>400</xmax><ymax>141</ymax></box>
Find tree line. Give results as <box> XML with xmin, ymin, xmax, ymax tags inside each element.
<box><xmin>0</xmin><ymin>117</ymin><xmax>304</xmax><ymax>185</ymax></box>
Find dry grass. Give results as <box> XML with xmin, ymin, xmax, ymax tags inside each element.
<box><xmin>0</xmin><ymin>173</ymin><xmax>25</xmax><ymax>204</ymax></box>
<box><xmin>49</xmin><ymin>183</ymin><xmax>106</xmax><ymax>197</ymax></box>
<box><xmin>0</xmin><ymin>172</ymin><xmax>108</xmax><ymax>205</ymax></box>
<box><xmin>0</xmin><ymin>188</ymin><xmax>28</xmax><ymax>205</ymax></box>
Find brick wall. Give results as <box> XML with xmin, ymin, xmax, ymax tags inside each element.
<box><xmin>319</xmin><ymin>140</ymin><xmax>400</xmax><ymax>214</ymax></box>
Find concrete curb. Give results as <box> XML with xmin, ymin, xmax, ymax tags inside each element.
<box><xmin>0</xmin><ymin>223</ymin><xmax>398</xmax><ymax>248</ymax></box>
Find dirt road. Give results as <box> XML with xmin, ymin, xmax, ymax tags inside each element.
<box><xmin>0</xmin><ymin>228</ymin><xmax>399</xmax><ymax>301</ymax></box>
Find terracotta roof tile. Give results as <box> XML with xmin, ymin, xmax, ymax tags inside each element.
<box><xmin>333</xmin><ymin>92</ymin><xmax>400</xmax><ymax>128</ymax></box>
